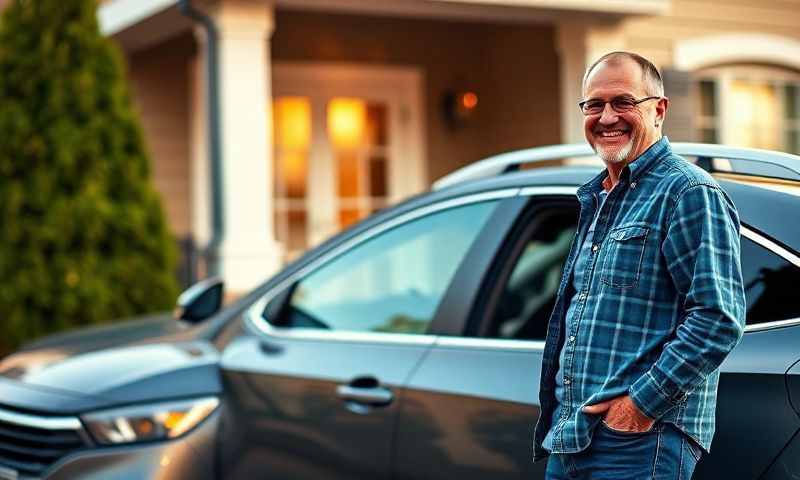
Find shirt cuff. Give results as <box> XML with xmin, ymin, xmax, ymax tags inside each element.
<box><xmin>629</xmin><ymin>370</ymin><xmax>685</xmax><ymax>420</ymax></box>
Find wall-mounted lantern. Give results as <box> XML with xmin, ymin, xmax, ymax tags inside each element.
<box><xmin>443</xmin><ymin>89</ymin><xmax>479</xmax><ymax>128</ymax></box>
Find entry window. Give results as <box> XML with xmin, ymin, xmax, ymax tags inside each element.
<box><xmin>484</xmin><ymin>208</ymin><xmax>577</xmax><ymax>340</ymax></box>
<box><xmin>741</xmin><ymin>237</ymin><xmax>800</xmax><ymax>326</ymax></box>
<box><xmin>273</xmin><ymin>96</ymin><xmax>394</xmax><ymax>261</ymax></box>
<box><xmin>696</xmin><ymin>79</ymin><xmax>719</xmax><ymax>144</ymax></box>
<box><xmin>284</xmin><ymin>201</ymin><xmax>499</xmax><ymax>334</ymax></box>
<box><xmin>330</xmin><ymin>99</ymin><xmax>391</xmax><ymax>229</ymax></box>
<box><xmin>272</xmin><ymin>65</ymin><xmax>424</xmax><ymax>263</ymax></box>
<box><xmin>694</xmin><ymin>66</ymin><xmax>800</xmax><ymax>154</ymax></box>
<box><xmin>273</xmin><ymin>96</ymin><xmax>311</xmax><ymax>258</ymax></box>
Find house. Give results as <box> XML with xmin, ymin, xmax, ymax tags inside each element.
<box><xmin>92</xmin><ymin>0</ymin><xmax>800</xmax><ymax>293</ymax></box>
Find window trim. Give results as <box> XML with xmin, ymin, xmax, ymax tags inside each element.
<box><xmin>244</xmin><ymin>188</ymin><xmax>519</xmax><ymax>345</ymax></box>
<box><xmin>468</xmin><ymin>198</ymin><xmax>579</xmax><ymax>340</ymax></box>
<box><xmin>740</xmin><ymin>225</ymin><xmax>800</xmax><ymax>333</ymax></box>
<box><xmin>742</xmin><ymin>226</ymin><xmax>800</xmax><ymax>269</ymax></box>
<box><xmin>430</xmin><ymin>218</ymin><xmax>800</xmax><ymax>351</ymax></box>
<box><xmin>693</xmin><ymin>67</ymin><xmax>800</xmax><ymax>154</ymax></box>
<box><xmin>244</xmin><ymin>187</ymin><xmax>800</xmax><ymax>346</ymax></box>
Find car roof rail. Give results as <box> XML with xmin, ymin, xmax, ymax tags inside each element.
<box><xmin>674</xmin><ymin>143</ymin><xmax>800</xmax><ymax>182</ymax></box>
<box><xmin>432</xmin><ymin>142</ymin><xmax>800</xmax><ymax>190</ymax></box>
<box><xmin>433</xmin><ymin>144</ymin><xmax>595</xmax><ymax>190</ymax></box>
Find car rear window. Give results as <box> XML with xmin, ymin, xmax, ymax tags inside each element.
<box><xmin>741</xmin><ymin>237</ymin><xmax>800</xmax><ymax>326</ymax></box>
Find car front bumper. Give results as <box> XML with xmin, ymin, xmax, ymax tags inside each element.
<box><xmin>40</xmin><ymin>409</ymin><xmax>219</xmax><ymax>480</ymax></box>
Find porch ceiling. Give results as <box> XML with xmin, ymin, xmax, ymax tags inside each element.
<box><xmin>274</xmin><ymin>0</ymin><xmax>669</xmax><ymax>23</ymax></box>
<box><xmin>99</xmin><ymin>0</ymin><xmax>669</xmax><ymax>44</ymax></box>
<box><xmin>99</xmin><ymin>0</ymin><xmax>191</xmax><ymax>53</ymax></box>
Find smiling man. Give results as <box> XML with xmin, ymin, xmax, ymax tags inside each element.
<box><xmin>532</xmin><ymin>52</ymin><xmax>746</xmax><ymax>479</ymax></box>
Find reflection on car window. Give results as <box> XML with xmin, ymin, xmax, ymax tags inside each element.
<box><xmin>284</xmin><ymin>201</ymin><xmax>499</xmax><ymax>334</ymax></box>
<box><xmin>741</xmin><ymin>237</ymin><xmax>800</xmax><ymax>326</ymax></box>
<box><xmin>486</xmin><ymin>209</ymin><xmax>577</xmax><ymax>340</ymax></box>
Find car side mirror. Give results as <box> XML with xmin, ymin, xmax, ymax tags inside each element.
<box><xmin>174</xmin><ymin>277</ymin><xmax>224</xmax><ymax>324</ymax></box>
<box><xmin>262</xmin><ymin>283</ymin><xmax>297</xmax><ymax>326</ymax></box>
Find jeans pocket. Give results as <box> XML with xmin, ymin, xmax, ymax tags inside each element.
<box><xmin>599</xmin><ymin>419</ymin><xmax>654</xmax><ymax>437</ymax></box>
<box><xmin>601</xmin><ymin>225</ymin><xmax>648</xmax><ymax>289</ymax></box>
<box><xmin>683</xmin><ymin>437</ymin><xmax>703</xmax><ymax>462</ymax></box>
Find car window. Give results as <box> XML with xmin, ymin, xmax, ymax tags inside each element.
<box><xmin>283</xmin><ymin>200</ymin><xmax>500</xmax><ymax>334</ymax></box>
<box><xmin>485</xmin><ymin>231</ymin><xmax>800</xmax><ymax>335</ymax></box>
<box><xmin>483</xmin><ymin>207</ymin><xmax>578</xmax><ymax>340</ymax></box>
<box><xmin>741</xmin><ymin>237</ymin><xmax>800</xmax><ymax>326</ymax></box>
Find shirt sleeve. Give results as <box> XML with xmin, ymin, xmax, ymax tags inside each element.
<box><xmin>629</xmin><ymin>183</ymin><xmax>746</xmax><ymax>420</ymax></box>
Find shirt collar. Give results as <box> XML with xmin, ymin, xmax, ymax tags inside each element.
<box><xmin>627</xmin><ymin>135</ymin><xmax>671</xmax><ymax>182</ymax></box>
<box><xmin>578</xmin><ymin>136</ymin><xmax>672</xmax><ymax>198</ymax></box>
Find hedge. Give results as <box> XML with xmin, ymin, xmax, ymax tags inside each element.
<box><xmin>0</xmin><ymin>0</ymin><xmax>179</xmax><ymax>354</ymax></box>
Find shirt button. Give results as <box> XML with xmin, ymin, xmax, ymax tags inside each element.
<box><xmin>592</xmin><ymin>244</ymin><xmax>599</xmax><ymax>252</ymax></box>
<box><xmin>579</xmin><ymin>293</ymin><xmax>587</xmax><ymax>301</ymax></box>
<box><xmin>564</xmin><ymin>378</ymin><xmax>571</xmax><ymax>385</ymax></box>
<box><xmin>631</xmin><ymin>182</ymin><xmax>637</xmax><ymax>189</ymax></box>
<box><xmin>568</xmin><ymin>335</ymin><xmax>575</xmax><ymax>343</ymax></box>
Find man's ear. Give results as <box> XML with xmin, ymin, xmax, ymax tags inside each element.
<box><xmin>656</xmin><ymin>96</ymin><xmax>669</xmax><ymax>126</ymax></box>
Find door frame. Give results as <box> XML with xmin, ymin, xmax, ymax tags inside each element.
<box><xmin>272</xmin><ymin>62</ymin><xmax>427</xmax><ymax>248</ymax></box>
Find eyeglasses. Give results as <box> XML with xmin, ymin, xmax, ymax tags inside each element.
<box><xmin>578</xmin><ymin>95</ymin><xmax>661</xmax><ymax>115</ymax></box>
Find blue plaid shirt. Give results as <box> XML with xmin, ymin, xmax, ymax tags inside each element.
<box><xmin>533</xmin><ymin>137</ymin><xmax>746</xmax><ymax>461</ymax></box>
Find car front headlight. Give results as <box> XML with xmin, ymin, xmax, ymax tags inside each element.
<box><xmin>81</xmin><ymin>396</ymin><xmax>219</xmax><ymax>445</ymax></box>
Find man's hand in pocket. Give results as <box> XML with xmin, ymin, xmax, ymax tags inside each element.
<box><xmin>583</xmin><ymin>395</ymin><xmax>655</xmax><ymax>433</ymax></box>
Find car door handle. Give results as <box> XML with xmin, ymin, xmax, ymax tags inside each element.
<box><xmin>336</xmin><ymin>384</ymin><xmax>394</xmax><ymax>407</ymax></box>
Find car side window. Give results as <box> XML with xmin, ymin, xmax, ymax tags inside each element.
<box><xmin>282</xmin><ymin>200</ymin><xmax>500</xmax><ymax>334</ymax></box>
<box><xmin>483</xmin><ymin>206</ymin><xmax>578</xmax><ymax>340</ymax></box>
<box><xmin>741</xmin><ymin>237</ymin><xmax>800</xmax><ymax>326</ymax></box>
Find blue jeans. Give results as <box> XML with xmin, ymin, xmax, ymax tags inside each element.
<box><xmin>545</xmin><ymin>422</ymin><xmax>702</xmax><ymax>480</ymax></box>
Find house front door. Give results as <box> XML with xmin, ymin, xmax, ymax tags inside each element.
<box><xmin>272</xmin><ymin>63</ymin><xmax>425</xmax><ymax>261</ymax></box>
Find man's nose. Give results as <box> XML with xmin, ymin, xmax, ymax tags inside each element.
<box><xmin>598</xmin><ymin>102</ymin><xmax>619</xmax><ymax>125</ymax></box>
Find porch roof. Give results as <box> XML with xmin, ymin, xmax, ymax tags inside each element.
<box><xmin>100</xmin><ymin>0</ymin><xmax>669</xmax><ymax>51</ymax></box>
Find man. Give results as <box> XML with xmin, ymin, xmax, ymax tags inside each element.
<box><xmin>532</xmin><ymin>51</ymin><xmax>746</xmax><ymax>479</ymax></box>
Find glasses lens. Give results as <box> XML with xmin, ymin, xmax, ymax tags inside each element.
<box><xmin>582</xmin><ymin>100</ymin><xmax>605</xmax><ymax>114</ymax></box>
<box><xmin>611</xmin><ymin>97</ymin><xmax>638</xmax><ymax>111</ymax></box>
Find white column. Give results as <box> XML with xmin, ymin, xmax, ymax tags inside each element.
<box><xmin>556</xmin><ymin>22</ymin><xmax>589</xmax><ymax>144</ymax></box>
<box><xmin>556</xmin><ymin>22</ymin><xmax>626</xmax><ymax>144</ymax></box>
<box><xmin>212</xmin><ymin>0</ymin><xmax>282</xmax><ymax>293</ymax></box>
<box><xmin>306</xmin><ymin>97</ymin><xmax>337</xmax><ymax>248</ymax></box>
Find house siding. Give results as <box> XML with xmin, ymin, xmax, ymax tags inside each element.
<box><xmin>271</xmin><ymin>10</ymin><xmax>562</xmax><ymax>183</ymax></box>
<box><xmin>126</xmin><ymin>32</ymin><xmax>195</xmax><ymax>237</ymax></box>
<box><xmin>618</xmin><ymin>0</ymin><xmax>800</xmax><ymax>67</ymax></box>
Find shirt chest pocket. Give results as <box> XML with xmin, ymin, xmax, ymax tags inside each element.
<box><xmin>601</xmin><ymin>226</ymin><xmax>649</xmax><ymax>289</ymax></box>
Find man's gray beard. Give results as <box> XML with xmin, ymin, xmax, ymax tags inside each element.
<box><xmin>595</xmin><ymin>140</ymin><xmax>633</xmax><ymax>166</ymax></box>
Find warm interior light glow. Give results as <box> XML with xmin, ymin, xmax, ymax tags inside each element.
<box><xmin>730</xmin><ymin>81</ymin><xmax>779</xmax><ymax>150</ymax></box>
<box><xmin>275</xmin><ymin>97</ymin><xmax>311</xmax><ymax>150</ymax></box>
<box><xmin>337</xmin><ymin>152</ymin><xmax>361</xmax><ymax>198</ymax></box>
<box><xmin>281</xmin><ymin>152</ymin><xmax>308</xmax><ymax>198</ymax></box>
<box><xmin>461</xmin><ymin>92</ymin><xmax>478</xmax><ymax>110</ymax></box>
<box><xmin>328</xmin><ymin>98</ymin><xmax>366</xmax><ymax>149</ymax></box>
<box><xmin>273</xmin><ymin>97</ymin><xmax>310</xmax><ymax>198</ymax></box>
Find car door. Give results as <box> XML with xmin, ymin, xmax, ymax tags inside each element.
<box><xmin>692</xmin><ymin>228</ymin><xmax>800</xmax><ymax>479</ymax></box>
<box><xmin>217</xmin><ymin>190</ymin><xmax>512</xmax><ymax>479</ymax></box>
<box><xmin>394</xmin><ymin>191</ymin><xmax>800</xmax><ymax>480</ymax></box>
<box><xmin>393</xmin><ymin>189</ymin><xmax>579</xmax><ymax>480</ymax></box>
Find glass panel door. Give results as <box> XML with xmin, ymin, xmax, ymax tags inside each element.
<box><xmin>328</xmin><ymin>98</ymin><xmax>390</xmax><ymax>230</ymax></box>
<box><xmin>273</xmin><ymin>97</ymin><xmax>311</xmax><ymax>260</ymax></box>
<box><xmin>730</xmin><ymin>80</ymin><xmax>780</xmax><ymax>150</ymax></box>
<box><xmin>272</xmin><ymin>64</ymin><xmax>424</xmax><ymax>264</ymax></box>
<box><xmin>273</xmin><ymin>96</ymin><xmax>392</xmax><ymax>261</ymax></box>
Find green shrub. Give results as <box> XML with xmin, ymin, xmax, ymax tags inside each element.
<box><xmin>0</xmin><ymin>0</ymin><xmax>179</xmax><ymax>354</ymax></box>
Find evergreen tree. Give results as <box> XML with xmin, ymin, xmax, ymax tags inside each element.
<box><xmin>0</xmin><ymin>0</ymin><xmax>179</xmax><ymax>354</ymax></box>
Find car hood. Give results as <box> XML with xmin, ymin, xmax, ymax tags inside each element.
<box><xmin>0</xmin><ymin>316</ymin><xmax>222</xmax><ymax>414</ymax></box>
<box><xmin>8</xmin><ymin>312</ymin><xmax>188</xmax><ymax>355</ymax></box>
